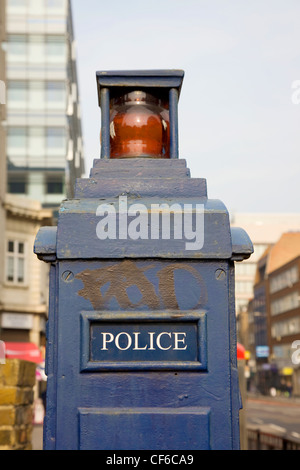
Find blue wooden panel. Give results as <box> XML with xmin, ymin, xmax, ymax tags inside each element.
<box><xmin>78</xmin><ymin>407</ymin><xmax>210</xmax><ymax>450</ymax></box>
<box><xmin>75</xmin><ymin>158</ymin><xmax>207</xmax><ymax>199</ymax></box>
<box><xmin>90</xmin><ymin>166</ymin><xmax>189</xmax><ymax>178</ymax></box>
<box><xmin>42</xmin><ymin>258</ymin><xmax>239</xmax><ymax>450</ymax></box>
<box><xmin>92</xmin><ymin>157</ymin><xmax>188</xmax><ymax>168</ymax></box>
<box><xmin>35</xmin><ymin>149</ymin><xmax>253</xmax><ymax>450</ymax></box>
<box><xmin>56</xmin><ymin>198</ymin><xmax>231</xmax><ymax>260</ymax></box>
<box><xmin>74</xmin><ymin>178</ymin><xmax>207</xmax><ymax>199</ymax></box>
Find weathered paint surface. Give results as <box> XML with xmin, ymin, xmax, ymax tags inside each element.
<box><xmin>75</xmin><ymin>260</ymin><xmax>208</xmax><ymax>311</ymax></box>
<box><xmin>35</xmin><ymin>155</ymin><xmax>253</xmax><ymax>450</ymax></box>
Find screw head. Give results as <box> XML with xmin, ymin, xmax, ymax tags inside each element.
<box><xmin>215</xmin><ymin>269</ymin><xmax>226</xmax><ymax>281</ymax></box>
<box><xmin>61</xmin><ymin>271</ymin><xmax>74</xmax><ymax>283</ymax></box>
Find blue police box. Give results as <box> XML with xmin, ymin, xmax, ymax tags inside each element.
<box><xmin>34</xmin><ymin>70</ymin><xmax>253</xmax><ymax>450</ymax></box>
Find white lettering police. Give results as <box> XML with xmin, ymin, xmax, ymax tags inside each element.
<box><xmin>101</xmin><ymin>331</ymin><xmax>187</xmax><ymax>352</ymax></box>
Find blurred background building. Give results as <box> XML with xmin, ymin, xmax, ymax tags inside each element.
<box><xmin>232</xmin><ymin>213</ymin><xmax>300</xmax><ymax>342</ymax></box>
<box><xmin>0</xmin><ymin>0</ymin><xmax>84</xmax><ymax>382</ymax></box>
<box><xmin>232</xmin><ymin>213</ymin><xmax>300</xmax><ymax>396</ymax></box>
<box><xmin>247</xmin><ymin>232</ymin><xmax>300</xmax><ymax>396</ymax></box>
<box><xmin>0</xmin><ymin>0</ymin><xmax>7</xmax><ymax>323</ymax></box>
<box><xmin>5</xmin><ymin>0</ymin><xmax>84</xmax><ymax>217</ymax></box>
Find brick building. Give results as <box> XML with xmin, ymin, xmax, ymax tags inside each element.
<box><xmin>266</xmin><ymin>233</ymin><xmax>300</xmax><ymax>371</ymax></box>
<box><xmin>248</xmin><ymin>232</ymin><xmax>300</xmax><ymax>394</ymax></box>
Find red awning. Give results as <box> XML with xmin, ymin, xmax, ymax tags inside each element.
<box><xmin>5</xmin><ymin>342</ymin><xmax>43</xmax><ymax>364</ymax></box>
<box><xmin>237</xmin><ymin>342</ymin><xmax>246</xmax><ymax>360</ymax></box>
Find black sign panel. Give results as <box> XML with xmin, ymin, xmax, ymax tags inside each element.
<box><xmin>80</xmin><ymin>311</ymin><xmax>207</xmax><ymax>371</ymax></box>
<box><xmin>90</xmin><ymin>322</ymin><xmax>198</xmax><ymax>363</ymax></box>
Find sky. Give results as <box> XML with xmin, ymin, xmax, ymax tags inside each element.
<box><xmin>71</xmin><ymin>0</ymin><xmax>300</xmax><ymax>215</ymax></box>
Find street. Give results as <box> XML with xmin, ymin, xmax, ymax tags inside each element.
<box><xmin>246</xmin><ymin>396</ymin><xmax>300</xmax><ymax>441</ymax></box>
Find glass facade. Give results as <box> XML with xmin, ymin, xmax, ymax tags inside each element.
<box><xmin>7</xmin><ymin>34</ymin><xmax>67</xmax><ymax>64</ymax></box>
<box><xmin>6</xmin><ymin>0</ymin><xmax>84</xmax><ymax>209</ymax></box>
<box><xmin>7</xmin><ymin>80</ymin><xmax>67</xmax><ymax>110</ymax></box>
<box><xmin>7</xmin><ymin>0</ymin><xmax>66</xmax><ymax>15</ymax></box>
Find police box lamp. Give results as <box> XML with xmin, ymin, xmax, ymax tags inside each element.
<box><xmin>96</xmin><ymin>70</ymin><xmax>184</xmax><ymax>159</ymax></box>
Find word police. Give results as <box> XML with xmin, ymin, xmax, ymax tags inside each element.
<box><xmin>101</xmin><ymin>331</ymin><xmax>187</xmax><ymax>351</ymax></box>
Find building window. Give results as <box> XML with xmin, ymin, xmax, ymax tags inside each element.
<box><xmin>7</xmin><ymin>127</ymin><xmax>27</xmax><ymax>149</ymax></box>
<box><xmin>46</xmin><ymin>81</ymin><xmax>66</xmax><ymax>109</ymax></box>
<box><xmin>7</xmin><ymin>0</ymin><xmax>27</xmax><ymax>7</ymax></box>
<box><xmin>46</xmin><ymin>173</ymin><xmax>64</xmax><ymax>194</ymax></box>
<box><xmin>253</xmin><ymin>244</ymin><xmax>269</xmax><ymax>259</ymax></box>
<box><xmin>46</xmin><ymin>177</ymin><xmax>64</xmax><ymax>194</ymax></box>
<box><xmin>29</xmin><ymin>127</ymin><xmax>45</xmax><ymax>156</ymax></box>
<box><xmin>47</xmin><ymin>127</ymin><xmax>66</xmax><ymax>148</ymax></box>
<box><xmin>273</xmin><ymin>344</ymin><xmax>294</xmax><ymax>361</ymax></box>
<box><xmin>235</xmin><ymin>281</ymin><xmax>254</xmax><ymax>295</ymax></box>
<box><xmin>271</xmin><ymin>291</ymin><xmax>300</xmax><ymax>316</ymax></box>
<box><xmin>7</xmin><ymin>34</ymin><xmax>66</xmax><ymax>64</ymax></box>
<box><xmin>29</xmin><ymin>81</ymin><xmax>45</xmax><ymax>110</ymax></box>
<box><xmin>46</xmin><ymin>36</ymin><xmax>66</xmax><ymax>62</ymax></box>
<box><xmin>6</xmin><ymin>240</ymin><xmax>26</xmax><ymax>285</ymax></box>
<box><xmin>8</xmin><ymin>126</ymin><xmax>66</xmax><ymax>157</ymax></box>
<box><xmin>7</xmin><ymin>35</ymin><xmax>27</xmax><ymax>58</ymax></box>
<box><xmin>235</xmin><ymin>262</ymin><xmax>257</xmax><ymax>277</ymax></box>
<box><xmin>28</xmin><ymin>35</ymin><xmax>45</xmax><ymax>64</ymax></box>
<box><xmin>7</xmin><ymin>81</ymin><xmax>27</xmax><ymax>106</ymax></box>
<box><xmin>271</xmin><ymin>317</ymin><xmax>300</xmax><ymax>339</ymax></box>
<box><xmin>46</xmin><ymin>0</ymin><xmax>65</xmax><ymax>9</ymax></box>
<box><xmin>8</xmin><ymin>181</ymin><xmax>27</xmax><ymax>194</ymax></box>
<box><xmin>270</xmin><ymin>266</ymin><xmax>299</xmax><ymax>294</ymax></box>
<box><xmin>7</xmin><ymin>80</ymin><xmax>66</xmax><ymax>111</ymax></box>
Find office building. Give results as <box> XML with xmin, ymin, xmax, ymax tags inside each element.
<box><xmin>232</xmin><ymin>213</ymin><xmax>300</xmax><ymax>313</ymax></box>
<box><xmin>1</xmin><ymin>195</ymin><xmax>52</xmax><ymax>349</ymax></box>
<box><xmin>247</xmin><ymin>248</ymin><xmax>272</xmax><ymax>394</ymax></box>
<box><xmin>248</xmin><ymin>233</ymin><xmax>300</xmax><ymax>395</ymax></box>
<box><xmin>248</xmin><ymin>247</ymin><xmax>270</xmax><ymax>360</ymax></box>
<box><xmin>5</xmin><ymin>0</ymin><xmax>84</xmax><ymax>213</ymax></box>
<box><xmin>266</xmin><ymin>232</ymin><xmax>300</xmax><ymax>370</ymax></box>
<box><xmin>231</xmin><ymin>213</ymin><xmax>300</xmax><ymax>345</ymax></box>
<box><xmin>0</xmin><ymin>0</ymin><xmax>53</xmax><ymax>362</ymax></box>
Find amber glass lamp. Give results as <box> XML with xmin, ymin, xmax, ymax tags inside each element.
<box><xmin>96</xmin><ymin>70</ymin><xmax>184</xmax><ymax>160</ymax></box>
<box><xmin>109</xmin><ymin>90</ymin><xmax>170</xmax><ymax>159</ymax></box>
